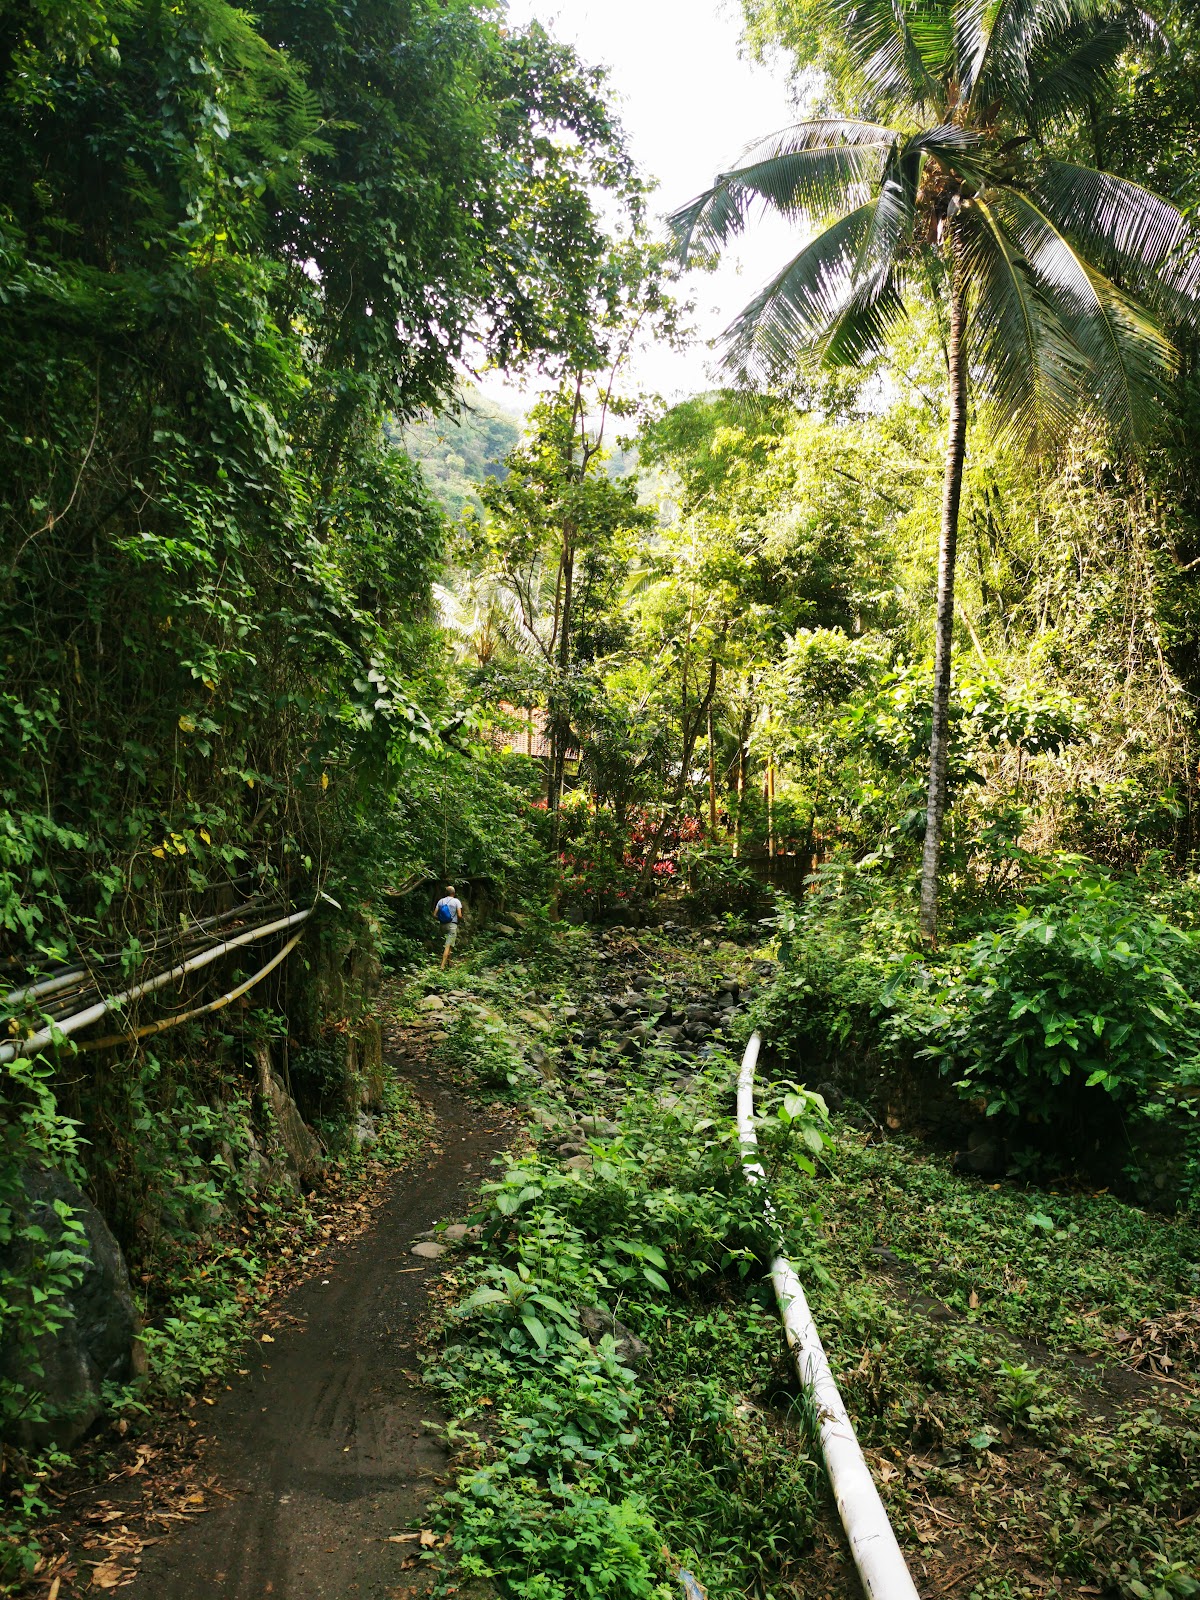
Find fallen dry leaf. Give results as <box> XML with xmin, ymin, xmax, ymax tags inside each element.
<box><xmin>91</xmin><ymin>1562</ymin><xmax>126</xmax><ymax>1589</ymax></box>
<box><xmin>419</xmin><ymin>1529</ymin><xmax>437</xmax><ymax>1548</ymax></box>
<box><xmin>1119</xmin><ymin>1297</ymin><xmax>1200</xmax><ymax>1377</ymax></box>
<box><xmin>387</xmin><ymin>1533</ymin><xmax>419</xmax><ymax>1543</ymax></box>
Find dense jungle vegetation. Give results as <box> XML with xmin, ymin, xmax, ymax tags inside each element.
<box><xmin>3</xmin><ymin>0</ymin><xmax>1200</xmax><ymax>1594</ymax></box>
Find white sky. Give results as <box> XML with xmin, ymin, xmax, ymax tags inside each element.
<box><xmin>481</xmin><ymin>0</ymin><xmax>802</xmax><ymax>408</ymax></box>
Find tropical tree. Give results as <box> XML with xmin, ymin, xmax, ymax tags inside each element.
<box><xmin>671</xmin><ymin>0</ymin><xmax>1200</xmax><ymax>942</ymax></box>
<box><xmin>480</xmin><ymin>385</ymin><xmax>655</xmax><ymax>829</ymax></box>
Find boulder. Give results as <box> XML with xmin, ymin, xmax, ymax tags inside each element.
<box><xmin>268</xmin><ymin>1073</ymin><xmax>324</xmax><ymax>1184</ymax></box>
<box><xmin>1</xmin><ymin>1168</ymin><xmax>141</xmax><ymax>1448</ymax></box>
<box><xmin>420</xmin><ymin>994</ymin><xmax>446</xmax><ymax>1012</ymax></box>
<box><xmin>579</xmin><ymin>1305</ymin><xmax>649</xmax><ymax>1367</ymax></box>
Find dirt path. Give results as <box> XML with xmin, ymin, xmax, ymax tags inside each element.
<box><xmin>118</xmin><ymin>1059</ymin><xmax>511</xmax><ymax>1600</ymax></box>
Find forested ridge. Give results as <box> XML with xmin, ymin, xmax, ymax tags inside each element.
<box><xmin>3</xmin><ymin>0</ymin><xmax>1200</xmax><ymax>1595</ymax></box>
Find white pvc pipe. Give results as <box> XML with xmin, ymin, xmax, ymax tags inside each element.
<box><xmin>0</xmin><ymin>906</ymin><xmax>314</xmax><ymax>1064</ymax></box>
<box><xmin>737</xmin><ymin>1031</ymin><xmax>921</xmax><ymax>1600</ymax></box>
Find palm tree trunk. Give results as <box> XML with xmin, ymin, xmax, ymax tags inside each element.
<box><xmin>918</xmin><ymin>247</ymin><xmax>968</xmax><ymax>947</ymax></box>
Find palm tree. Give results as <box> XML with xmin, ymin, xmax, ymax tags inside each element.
<box><xmin>671</xmin><ymin>0</ymin><xmax>1200</xmax><ymax>943</ymax></box>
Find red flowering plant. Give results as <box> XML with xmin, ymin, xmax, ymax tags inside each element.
<box><xmin>622</xmin><ymin>806</ymin><xmax>704</xmax><ymax>877</ymax></box>
<box><xmin>556</xmin><ymin>798</ymin><xmax>642</xmax><ymax>916</ymax></box>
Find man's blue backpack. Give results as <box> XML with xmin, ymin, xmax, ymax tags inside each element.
<box><xmin>436</xmin><ymin>898</ymin><xmax>455</xmax><ymax>923</ymax></box>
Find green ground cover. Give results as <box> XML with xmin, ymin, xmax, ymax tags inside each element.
<box><xmin>407</xmin><ymin>921</ymin><xmax>1200</xmax><ymax>1600</ymax></box>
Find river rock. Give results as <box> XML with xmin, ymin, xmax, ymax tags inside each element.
<box><xmin>420</xmin><ymin>994</ymin><xmax>446</xmax><ymax>1012</ymax></box>
<box><xmin>579</xmin><ymin>1116</ymin><xmax>620</xmax><ymax>1138</ymax></box>
<box><xmin>411</xmin><ymin>1242</ymin><xmax>445</xmax><ymax>1259</ymax></box>
<box><xmin>562</xmin><ymin>1154</ymin><xmax>593</xmax><ymax>1173</ymax></box>
<box><xmin>530</xmin><ymin>1106</ymin><xmax>567</xmax><ymax>1132</ymax></box>
<box><xmin>0</xmin><ymin>1168</ymin><xmax>141</xmax><ymax>1448</ymax></box>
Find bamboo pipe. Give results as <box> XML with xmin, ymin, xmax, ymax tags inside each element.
<box><xmin>1</xmin><ymin>898</ymin><xmax>285</xmax><ymax>1011</ymax></box>
<box><xmin>0</xmin><ymin>906</ymin><xmax>315</xmax><ymax>1064</ymax></box>
<box><xmin>75</xmin><ymin>928</ymin><xmax>306</xmax><ymax>1051</ymax></box>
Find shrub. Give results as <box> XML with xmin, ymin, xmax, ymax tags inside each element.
<box><xmin>913</xmin><ymin>865</ymin><xmax>1200</xmax><ymax>1123</ymax></box>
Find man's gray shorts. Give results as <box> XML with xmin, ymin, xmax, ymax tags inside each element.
<box><xmin>443</xmin><ymin>922</ymin><xmax>458</xmax><ymax>948</ymax></box>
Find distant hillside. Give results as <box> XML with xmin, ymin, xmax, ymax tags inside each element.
<box><xmin>395</xmin><ymin>390</ymin><xmax>523</xmax><ymax>520</ymax></box>
<box><xmin>393</xmin><ymin>387</ymin><xmax>666</xmax><ymax>525</ymax></box>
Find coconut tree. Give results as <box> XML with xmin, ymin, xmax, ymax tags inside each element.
<box><xmin>670</xmin><ymin>0</ymin><xmax>1200</xmax><ymax>943</ymax></box>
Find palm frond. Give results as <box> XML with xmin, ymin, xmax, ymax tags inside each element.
<box><xmin>906</xmin><ymin>120</ymin><xmax>987</xmax><ymax>177</ymax></box>
<box><xmin>720</xmin><ymin>201</ymin><xmax>906</xmax><ymax>384</ymax></box>
<box><xmin>998</xmin><ymin>190</ymin><xmax>1175</xmax><ymax>444</ymax></box>
<box><xmin>823</xmin><ymin>143</ymin><xmax>923</xmax><ymax>364</ymax></box>
<box><xmin>952</xmin><ymin>0</ymin><xmax>991</xmax><ymax>104</ymax></box>
<box><xmin>1029</xmin><ymin>162</ymin><xmax>1200</xmax><ymax>329</ymax></box>
<box><xmin>669</xmin><ymin>120</ymin><xmax>897</xmax><ymax>261</ymax></box>
<box><xmin>959</xmin><ymin>200</ymin><xmax>1088</xmax><ymax>453</ymax></box>
<box><xmin>1024</xmin><ymin>18</ymin><xmax>1134</xmax><ymax>129</ymax></box>
<box><xmin>968</xmin><ymin>0</ymin><xmax>1104</xmax><ymax>117</ymax></box>
<box><xmin>837</xmin><ymin>0</ymin><xmax>954</xmax><ymax>108</ymax></box>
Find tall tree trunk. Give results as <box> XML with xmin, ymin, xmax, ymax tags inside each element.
<box><xmin>638</xmin><ymin>658</ymin><xmax>719</xmax><ymax>891</ymax></box>
<box><xmin>548</xmin><ymin>536</ymin><xmax>576</xmax><ymax>851</ymax></box>
<box><xmin>918</xmin><ymin>242</ymin><xmax>968</xmax><ymax>947</ymax></box>
<box><xmin>734</xmin><ymin>704</ymin><xmax>751</xmax><ymax>859</ymax></box>
<box><xmin>707</xmin><ymin>704</ymin><xmax>717</xmax><ymax>837</ymax></box>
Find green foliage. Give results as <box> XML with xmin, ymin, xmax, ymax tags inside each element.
<box><xmin>778</xmin><ymin>1123</ymin><xmax>1200</xmax><ymax>1589</ymax></box>
<box><xmin>0</xmin><ymin>1056</ymin><xmax>87</xmax><ymax>1442</ymax></box>
<box><xmin>750</xmin><ymin>865</ymin><xmax>916</xmax><ymax>1063</ymax></box>
<box><xmin>442</xmin><ymin>1008</ymin><xmax>527</xmax><ymax>1092</ymax></box>
<box><xmin>912</xmin><ymin>865</ymin><xmax>1200</xmax><ymax>1122</ymax></box>
<box><xmin>427</xmin><ymin>1069</ymin><xmax>825</xmax><ymax>1598</ymax></box>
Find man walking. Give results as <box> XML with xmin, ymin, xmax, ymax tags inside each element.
<box><xmin>435</xmin><ymin>884</ymin><xmax>465</xmax><ymax>970</ymax></box>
